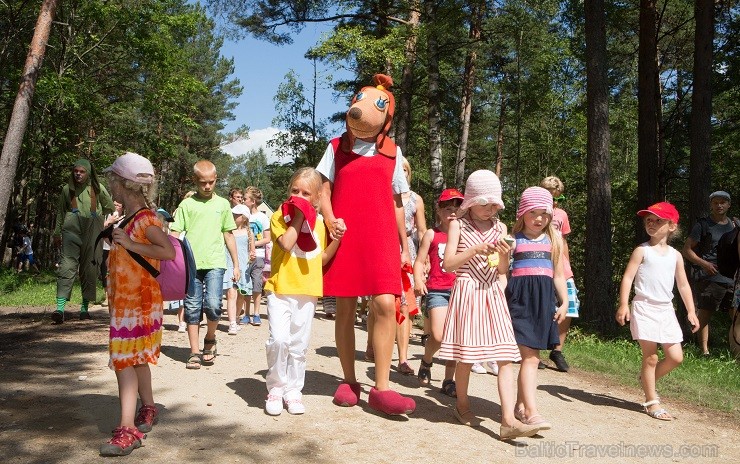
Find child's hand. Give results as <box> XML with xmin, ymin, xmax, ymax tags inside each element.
<box><xmin>329</xmin><ymin>218</ymin><xmax>347</xmax><ymax>240</ymax></box>
<box><xmin>687</xmin><ymin>311</ymin><xmax>700</xmax><ymax>333</ymax></box>
<box><xmin>475</xmin><ymin>242</ymin><xmax>496</xmax><ymax>256</ymax></box>
<box><xmin>615</xmin><ymin>304</ymin><xmax>630</xmax><ymax>326</ymax></box>
<box><xmin>554</xmin><ymin>304</ymin><xmax>568</xmax><ymax>323</ymax></box>
<box><xmin>414</xmin><ymin>279</ymin><xmax>428</xmax><ymax>296</ymax></box>
<box><xmin>249</xmin><ymin>249</ymin><xmax>256</xmax><ymax>260</ymax></box>
<box><xmin>111</xmin><ymin>228</ymin><xmax>134</xmax><ymax>249</ymax></box>
<box><xmin>491</xmin><ymin>239</ymin><xmax>511</xmax><ymax>256</ymax></box>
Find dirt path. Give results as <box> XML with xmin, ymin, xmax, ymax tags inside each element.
<box><xmin>0</xmin><ymin>303</ymin><xmax>736</xmax><ymax>464</ymax></box>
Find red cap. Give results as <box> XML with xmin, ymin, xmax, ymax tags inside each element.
<box><xmin>637</xmin><ymin>201</ymin><xmax>679</xmax><ymax>223</ymax></box>
<box><xmin>438</xmin><ymin>188</ymin><xmax>464</xmax><ymax>203</ymax></box>
<box><xmin>281</xmin><ymin>196</ymin><xmax>319</xmax><ymax>252</ymax></box>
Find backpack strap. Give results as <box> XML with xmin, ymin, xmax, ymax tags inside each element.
<box><xmin>92</xmin><ymin>208</ymin><xmax>160</xmax><ymax>278</ymax></box>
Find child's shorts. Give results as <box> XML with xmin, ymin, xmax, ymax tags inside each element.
<box><xmin>423</xmin><ymin>290</ymin><xmax>451</xmax><ymax>318</ymax></box>
<box><xmin>566</xmin><ymin>278</ymin><xmax>580</xmax><ymax>318</ymax></box>
<box><xmin>19</xmin><ymin>253</ymin><xmax>35</xmax><ymax>264</ymax></box>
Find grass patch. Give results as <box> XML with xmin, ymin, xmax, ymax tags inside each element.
<box><xmin>0</xmin><ymin>269</ymin><xmax>103</xmax><ymax>307</ymax></box>
<box><xmin>565</xmin><ymin>325</ymin><xmax>740</xmax><ymax>418</ymax></box>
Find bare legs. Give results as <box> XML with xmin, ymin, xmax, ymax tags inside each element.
<box><xmin>422</xmin><ymin>306</ymin><xmax>455</xmax><ymax>381</ymax></box>
<box><xmin>188</xmin><ymin>320</ymin><xmax>218</xmax><ymax>362</ymax></box>
<box><xmin>115</xmin><ymin>364</ymin><xmax>154</xmax><ymax>428</ymax></box>
<box><xmin>516</xmin><ymin>346</ymin><xmax>541</xmax><ymax>419</ymax></box>
<box><xmin>697</xmin><ymin>308</ymin><xmax>712</xmax><ymax>354</ymax></box>
<box><xmin>336</xmin><ymin>294</ymin><xmax>396</xmax><ymax>390</ymax></box>
<box><xmin>638</xmin><ymin>340</ymin><xmax>683</xmax><ymax>418</ymax></box>
<box><xmin>554</xmin><ymin>316</ymin><xmax>571</xmax><ymax>350</ymax></box>
<box><xmin>395</xmin><ymin>303</ymin><xmax>411</xmax><ymax>368</ymax></box>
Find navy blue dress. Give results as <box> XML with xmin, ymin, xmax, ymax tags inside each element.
<box><xmin>505</xmin><ymin>232</ymin><xmax>559</xmax><ymax>350</ymax></box>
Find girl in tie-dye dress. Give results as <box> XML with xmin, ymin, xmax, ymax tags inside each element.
<box><xmin>439</xmin><ymin>170</ymin><xmax>542</xmax><ymax>440</ymax></box>
<box><xmin>100</xmin><ymin>152</ymin><xmax>175</xmax><ymax>457</ymax></box>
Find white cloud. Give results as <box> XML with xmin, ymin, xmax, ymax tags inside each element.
<box><xmin>220</xmin><ymin>127</ymin><xmax>288</xmax><ymax>164</ymax></box>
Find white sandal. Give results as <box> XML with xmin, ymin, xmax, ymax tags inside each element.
<box><xmin>642</xmin><ymin>399</ymin><xmax>673</xmax><ymax>421</ymax></box>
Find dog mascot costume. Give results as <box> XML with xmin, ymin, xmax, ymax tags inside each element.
<box><xmin>316</xmin><ymin>74</ymin><xmax>416</xmax><ymax>415</ymax></box>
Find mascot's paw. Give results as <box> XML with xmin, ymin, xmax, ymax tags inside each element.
<box><xmin>368</xmin><ymin>388</ymin><xmax>416</xmax><ymax>416</ymax></box>
<box><xmin>333</xmin><ymin>382</ymin><xmax>362</xmax><ymax>407</ymax></box>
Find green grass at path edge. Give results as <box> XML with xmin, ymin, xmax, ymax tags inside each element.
<box><xmin>0</xmin><ymin>268</ymin><xmax>104</xmax><ymax>307</ymax></box>
<box><xmin>563</xmin><ymin>326</ymin><xmax>739</xmax><ymax>418</ymax></box>
<box><xmin>1</xmin><ymin>268</ymin><xmax>737</xmax><ymax>418</ymax></box>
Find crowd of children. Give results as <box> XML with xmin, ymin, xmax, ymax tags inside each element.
<box><xmin>87</xmin><ymin>145</ymin><xmax>714</xmax><ymax>456</ymax></box>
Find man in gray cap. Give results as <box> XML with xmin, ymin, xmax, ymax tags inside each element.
<box><xmin>682</xmin><ymin>191</ymin><xmax>736</xmax><ymax>354</ymax></box>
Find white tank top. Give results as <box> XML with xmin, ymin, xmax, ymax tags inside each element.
<box><xmin>633</xmin><ymin>243</ymin><xmax>677</xmax><ymax>304</ymax></box>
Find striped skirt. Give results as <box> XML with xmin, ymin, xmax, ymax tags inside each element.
<box><xmin>438</xmin><ymin>276</ymin><xmax>521</xmax><ymax>363</ymax></box>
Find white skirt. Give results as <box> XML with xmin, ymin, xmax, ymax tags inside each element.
<box><xmin>629</xmin><ymin>298</ymin><xmax>682</xmax><ymax>344</ymax></box>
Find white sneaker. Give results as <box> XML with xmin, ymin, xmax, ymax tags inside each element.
<box><xmin>471</xmin><ymin>362</ymin><xmax>486</xmax><ymax>374</ymax></box>
<box><xmin>265</xmin><ymin>394</ymin><xmax>283</xmax><ymax>416</ymax></box>
<box><xmin>228</xmin><ymin>323</ymin><xmax>240</xmax><ymax>335</ymax></box>
<box><xmin>486</xmin><ymin>361</ymin><xmax>499</xmax><ymax>376</ymax></box>
<box><xmin>178</xmin><ymin>321</ymin><xmax>187</xmax><ymax>333</ymax></box>
<box><xmin>284</xmin><ymin>396</ymin><xmax>305</xmax><ymax>415</ymax></box>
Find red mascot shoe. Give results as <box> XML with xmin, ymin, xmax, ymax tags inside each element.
<box><xmin>368</xmin><ymin>388</ymin><xmax>416</xmax><ymax>415</ymax></box>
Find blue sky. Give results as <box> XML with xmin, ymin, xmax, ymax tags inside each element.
<box><xmin>217</xmin><ymin>23</ymin><xmax>351</xmax><ymax>161</ymax></box>
<box><xmin>219</xmin><ymin>24</ymin><xmax>348</xmax><ymax>134</ymax></box>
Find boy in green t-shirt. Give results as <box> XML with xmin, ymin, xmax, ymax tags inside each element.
<box><xmin>171</xmin><ymin>160</ymin><xmax>239</xmax><ymax>370</ymax></box>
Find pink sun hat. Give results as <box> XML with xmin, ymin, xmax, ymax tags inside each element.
<box><xmin>103</xmin><ymin>152</ymin><xmax>154</xmax><ymax>184</ymax></box>
<box><xmin>516</xmin><ymin>186</ymin><xmax>553</xmax><ymax>219</ymax></box>
<box><xmin>459</xmin><ymin>170</ymin><xmax>505</xmax><ymax>212</ymax></box>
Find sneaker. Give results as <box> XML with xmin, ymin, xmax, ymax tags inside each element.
<box><xmin>240</xmin><ymin>315</ymin><xmax>251</xmax><ymax>324</ymax></box>
<box><xmin>265</xmin><ymin>394</ymin><xmax>283</xmax><ymax>416</ymax></box>
<box><xmin>549</xmin><ymin>350</ymin><xmax>570</xmax><ymax>372</ymax></box>
<box><xmin>486</xmin><ymin>360</ymin><xmax>499</xmax><ymax>376</ymax></box>
<box><xmin>538</xmin><ymin>361</ymin><xmax>547</xmax><ymax>370</ymax></box>
<box><xmin>79</xmin><ymin>311</ymin><xmax>92</xmax><ymax>320</ymax></box>
<box><xmin>228</xmin><ymin>323</ymin><xmax>240</xmax><ymax>335</ymax></box>
<box><xmin>134</xmin><ymin>404</ymin><xmax>158</xmax><ymax>433</ymax></box>
<box><xmin>51</xmin><ymin>311</ymin><xmax>64</xmax><ymax>324</ymax></box>
<box><xmin>99</xmin><ymin>426</ymin><xmax>145</xmax><ymax>456</ymax></box>
<box><xmin>178</xmin><ymin>321</ymin><xmax>187</xmax><ymax>333</ymax></box>
<box><xmin>252</xmin><ymin>315</ymin><xmax>262</xmax><ymax>326</ymax></box>
<box><xmin>471</xmin><ymin>362</ymin><xmax>486</xmax><ymax>374</ymax></box>
<box><xmin>284</xmin><ymin>396</ymin><xmax>306</xmax><ymax>415</ymax></box>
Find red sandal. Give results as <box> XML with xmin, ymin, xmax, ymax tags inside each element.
<box><xmin>134</xmin><ymin>404</ymin><xmax>159</xmax><ymax>433</ymax></box>
<box><xmin>100</xmin><ymin>426</ymin><xmax>145</xmax><ymax>456</ymax></box>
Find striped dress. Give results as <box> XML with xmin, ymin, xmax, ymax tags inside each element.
<box><xmin>439</xmin><ymin>217</ymin><xmax>521</xmax><ymax>363</ymax></box>
<box><xmin>107</xmin><ymin>209</ymin><xmax>163</xmax><ymax>370</ymax></box>
<box><xmin>505</xmin><ymin>232</ymin><xmax>559</xmax><ymax>350</ymax></box>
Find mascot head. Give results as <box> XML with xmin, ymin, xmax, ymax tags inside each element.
<box><xmin>340</xmin><ymin>73</ymin><xmax>397</xmax><ymax>158</ymax></box>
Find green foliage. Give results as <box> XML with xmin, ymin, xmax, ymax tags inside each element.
<box><xmin>0</xmin><ymin>270</ymin><xmax>96</xmax><ymax>307</ymax></box>
<box><xmin>1</xmin><ymin>0</ymin><xmax>242</xmax><ymax>249</ymax></box>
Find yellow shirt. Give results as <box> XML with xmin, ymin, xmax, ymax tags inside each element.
<box><xmin>265</xmin><ymin>211</ymin><xmax>326</xmax><ymax>297</ymax></box>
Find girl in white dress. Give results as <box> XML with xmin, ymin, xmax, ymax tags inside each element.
<box><xmin>616</xmin><ymin>201</ymin><xmax>699</xmax><ymax>421</ymax></box>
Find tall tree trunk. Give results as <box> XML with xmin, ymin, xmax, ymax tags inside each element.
<box><xmin>394</xmin><ymin>0</ymin><xmax>420</xmax><ymax>155</ymax></box>
<box><xmin>637</xmin><ymin>0</ymin><xmax>660</xmax><ymax>240</ymax></box>
<box><xmin>689</xmin><ymin>0</ymin><xmax>713</xmax><ymax>226</ymax></box>
<box><xmin>495</xmin><ymin>92</ymin><xmax>507</xmax><ymax>178</ymax></box>
<box><xmin>584</xmin><ymin>0</ymin><xmax>614</xmax><ymax>335</ymax></box>
<box><xmin>0</xmin><ymin>0</ymin><xmax>59</xmax><ymax>240</ymax></box>
<box><xmin>425</xmin><ymin>0</ymin><xmax>444</xmax><ymax>193</ymax></box>
<box><xmin>454</xmin><ymin>0</ymin><xmax>484</xmax><ymax>188</ymax></box>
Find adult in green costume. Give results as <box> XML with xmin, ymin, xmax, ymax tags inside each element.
<box><xmin>52</xmin><ymin>159</ymin><xmax>114</xmax><ymax>323</ymax></box>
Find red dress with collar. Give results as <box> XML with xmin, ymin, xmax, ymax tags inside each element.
<box><xmin>323</xmin><ymin>137</ymin><xmax>402</xmax><ymax>296</ymax></box>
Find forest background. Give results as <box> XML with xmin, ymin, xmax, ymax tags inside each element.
<box><xmin>1</xmin><ymin>0</ymin><xmax>738</xmax><ymax>336</ymax></box>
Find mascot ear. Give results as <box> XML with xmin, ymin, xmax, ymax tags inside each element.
<box><xmin>372</xmin><ymin>74</ymin><xmax>397</xmax><ymax>158</ymax></box>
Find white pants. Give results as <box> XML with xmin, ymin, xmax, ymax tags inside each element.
<box><xmin>265</xmin><ymin>293</ymin><xmax>316</xmax><ymax>398</ymax></box>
